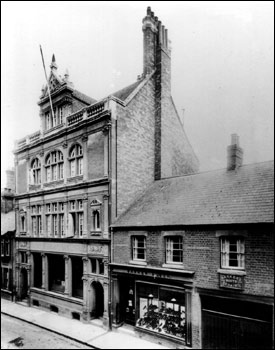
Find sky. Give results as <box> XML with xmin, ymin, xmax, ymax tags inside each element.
<box><xmin>1</xmin><ymin>1</ymin><xmax>274</xmax><ymax>186</ymax></box>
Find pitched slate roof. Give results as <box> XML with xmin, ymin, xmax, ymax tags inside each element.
<box><xmin>1</xmin><ymin>211</ymin><xmax>15</xmax><ymax>235</ymax></box>
<box><xmin>111</xmin><ymin>80</ymin><xmax>143</xmax><ymax>101</ymax></box>
<box><xmin>72</xmin><ymin>90</ymin><xmax>97</xmax><ymax>105</ymax></box>
<box><xmin>113</xmin><ymin>161</ymin><xmax>274</xmax><ymax>227</ymax></box>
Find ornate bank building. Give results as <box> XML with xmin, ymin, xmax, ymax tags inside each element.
<box><xmin>13</xmin><ymin>8</ymin><xmax>198</xmax><ymax>329</ymax></box>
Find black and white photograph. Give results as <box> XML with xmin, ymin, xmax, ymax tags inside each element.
<box><xmin>1</xmin><ymin>1</ymin><xmax>274</xmax><ymax>349</ymax></box>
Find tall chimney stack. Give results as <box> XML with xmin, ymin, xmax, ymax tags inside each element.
<box><xmin>227</xmin><ymin>134</ymin><xmax>243</xmax><ymax>171</ymax></box>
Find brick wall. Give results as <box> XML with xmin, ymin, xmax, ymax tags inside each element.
<box><xmin>113</xmin><ymin>227</ymin><xmax>274</xmax><ymax>297</ymax></box>
<box><xmin>116</xmin><ymin>79</ymin><xmax>155</xmax><ymax>216</ymax></box>
<box><xmin>161</xmin><ymin>98</ymin><xmax>199</xmax><ymax>177</ymax></box>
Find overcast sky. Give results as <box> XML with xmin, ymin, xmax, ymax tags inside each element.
<box><xmin>1</xmin><ymin>1</ymin><xmax>274</xmax><ymax>186</ymax></box>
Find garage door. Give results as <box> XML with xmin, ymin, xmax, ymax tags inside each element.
<box><xmin>201</xmin><ymin>296</ymin><xmax>273</xmax><ymax>349</ymax></box>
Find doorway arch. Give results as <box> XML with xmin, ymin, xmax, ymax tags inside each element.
<box><xmin>90</xmin><ymin>281</ymin><xmax>104</xmax><ymax>318</ymax></box>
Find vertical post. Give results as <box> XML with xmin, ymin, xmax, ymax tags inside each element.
<box><xmin>102</xmin><ymin>124</ymin><xmax>110</xmax><ymax>178</ymax></box>
<box><xmin>64</xmin><ymin>255</ymin><xmax>72</xmax><ymax>296</ymax></box>
<box><xmin>83</xmin><ymin>195</ymin><xmax>88</xmax><ymax>238</ymax></box>
<box><xmin>186</xmin><ymin>290</ymin><xmax>192</xmax><ymax>347</ymax></box>
<box><xmin>41</xmin><ymin>253</ymin><xmax>48</xmax><ymax>290</ymax></box>
<box><xmin>64</xmin><ymin>200</ymin><xmax>68</xmax><ymax>237</ymax></box>
<box><xmin>82</xmin><ymin>134</ymin><xmax>88</xmax><ymax>181</ymax></box>
<box><xmin>27</xmin><ymin>206</ymin><xmax>31</xmax><ymax>237</ymax></box>
<box><xmin>103</xmin><ymin>195</ymin><xmax>109</xmax><ymax>239</ymax></box>
<box><xmin>62</xmin><ymin>142</ymin><xmax>68</xmax><ymax>184</ymax></box>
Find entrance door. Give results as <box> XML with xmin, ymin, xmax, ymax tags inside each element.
<box><xmin>201</xmin><ymin>296</ymin><xmax>273</xmax><ymax>349</ymax></box>
<box><xmin>90</xmin><ymin>281</ymin><xmax>104</xmax><ymax>318</ymax></box>
<box><xmin>20</xmin><ymin>268</ymin><xmax>28</xmax><ymax>300</ymax></box>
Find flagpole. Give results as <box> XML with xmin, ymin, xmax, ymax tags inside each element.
<box><xmin>39</xmin><ymin>45</ymin><xmax>55</xmax><ymax>120</ymax></box>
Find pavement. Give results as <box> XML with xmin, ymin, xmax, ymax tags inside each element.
<box><xmin>1</xmin><ymin>299</ymin><xmax>170</xmax><ymax>349</ymax></box>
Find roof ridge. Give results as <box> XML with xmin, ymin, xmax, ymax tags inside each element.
<box><xmin>160</xmin><ymin>159</ymin><xmax>275</xmax><ymax>181</ymax></box>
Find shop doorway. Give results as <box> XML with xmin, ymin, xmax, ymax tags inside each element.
<box><xmin>20</xmin><ymin>268</ymin><xmax>28</xmax><ymax>300</ymax></box>
<box><xmin>90</xmin><ymin>281</ymin><xmax>104</xmax><ymax>318</ymax></box>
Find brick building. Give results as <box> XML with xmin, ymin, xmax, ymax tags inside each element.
<box><xmin>1</xmin><ymin>171</ymin><xmax>16</xmax><ymax>301</ymax></box>
<box><xmin>13</xmin><ymin>7</ymin><xmax>198</xmax><ymax>327</ymax></box>
<box><xmin>111</xmin><ymin>135</ymin><xmax>274</xmax><ymax>349</ymax></box>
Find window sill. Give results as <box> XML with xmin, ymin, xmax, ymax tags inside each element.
<box><xmin>162</xmin><ymin>263</ymin><xmax>185</xmax><ymax>270</ymax></box>
<box><xmin>44</xmin><ymin>180</ymin><xmax>64</xmax><ymax>186</ymax></box>
<box><xmin>217</xmin><ymin>269</ymin><xmax>246</xmax><ymax>276</ymax></box>
<box><xmin>129</xmin><ymin>260</ymin><xmax>147</xmax><ymax>266</ymax></box>
<box><xmin>67</xmin><ymin>175</ymin><xmax>83</xmax><ymax>181</ymax></box>
<box><xmin>90</xmin><ymin>231</ymin><xmax>101</xmax><ymax>236</ymax></box>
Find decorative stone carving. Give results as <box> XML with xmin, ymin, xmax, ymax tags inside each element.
<box><xmin>90</xmin><ymin>199</ymin><xmax>102</xmax><ymax>207</ymax></box>
<box><xmin>62</xmin><ymin>142</ymin><xmax>68</xmax><ymax>149</ymax></box>
<box><xmin>88</xmin><ymin>245</ymin><xmax>104</xmax><ymax>255</ymax></box>
<box><xmin>82</xmin><ymin>194</ymin><xmax>88</xmax><ymax>201</ymax></box>
<box><xmin>82</xmin><ymin>134</ymin><xmax>88</xmax><ymax>142</ymax></box>
<box><xmin>102</xmin><ymin>122</ymin><xmax>112</xmax><ymax>135</ymax></box>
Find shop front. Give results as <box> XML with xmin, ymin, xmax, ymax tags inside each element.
<box><xmin>111</xmin><ymin>263</ymin><xmax>194</xmax><ymax>347</ymax></box>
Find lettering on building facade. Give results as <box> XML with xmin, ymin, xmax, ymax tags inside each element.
<box><xmin>219</xmin><ymin>273</ymin><xmax>244</xmax><ymax>290</ymax></box>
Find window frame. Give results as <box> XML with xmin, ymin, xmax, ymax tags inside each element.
<box><xmin>132</xmin><ymin>236</ymin><xmax>146</xmax><ymax>261</ymax></box>
<box><xmin>69</xmin><ymin>144</ymin><xmax>83</xmax><ymax>177</ymax></box>
<box><xmin>165</xmin><ymin>236</ymin><xmax>183</xmax><ymax>264</ymax></box>
<box><xmin>45</xmin><ymin>151</ymin><xmax>64</xmax><ymax>183</ymax></box>
<box><xmin>220</xmin><ymin>236</ymin><xmax>245</xmax><ymax>270</ymax></box>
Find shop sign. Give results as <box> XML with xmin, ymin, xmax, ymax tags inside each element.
<box><xmin>219</xmin><ymin>273</ymin><xmax>244</xmax><ymax>290</ymax></box>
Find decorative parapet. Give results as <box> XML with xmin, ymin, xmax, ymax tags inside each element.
<box><xmin>87</xmin><ymin>101</ymin><xmax>105</xmax><ymax>118</ymax></box>
<box><xmin>14</xmin><ymin>98</ymin><xmax>114</xmax><ymax>152</ymax></box>
<box><xmin>67</xmin><ymin>110</ymin><xmax>84</xmax><ymax>126</ymax></box>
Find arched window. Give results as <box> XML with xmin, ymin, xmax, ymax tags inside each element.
<box><xmin>45</xmin><ymin>150</ymin><xmax>64</xmax><ymax>182</ymax></box>
<box><xmin>92</xmin><ymin>210</ymin><xmax>101</xmax><ymax>231</ymax></box>
<box><xmin>31</xmin><ymin>158</ymin><xmax>41</xmax><ymax>184</ymax></box>
<box><xmin>69</xmin><ymin>144</ymin><xmax>83</xmax><ymax>177</ymax></box>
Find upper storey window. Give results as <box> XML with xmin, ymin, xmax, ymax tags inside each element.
<box><xmin>221</xmin><ymin>237</ymin><xmax>245</xmax><ymax>269</ymax></box>
<box><xmin>45</xmin><ymin>106</ymin><xmax>64</xmax><ymax>130</ymax></box>
<box><xmin>31</xmin><ymin>158</ymin><xmax>41</xmax><ymax>184</ymax></box>
<box><xmin>69</xmin><ymin>144</ymin><xmax>83</xmax><ymax>177</ymax></box>
<box><xmin>45</xmin><ymin>151</ymin><xmax>64</xmax><ymax>182</ymax></box>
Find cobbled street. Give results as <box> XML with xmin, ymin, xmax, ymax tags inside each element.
<box><xmin>1</xmin><ymin>314</ymin><xmax>93</xmax><ymax>349</ymax></box>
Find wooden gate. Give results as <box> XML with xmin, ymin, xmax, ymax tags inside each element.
<box><xmin>202</xmin><ymin>308</ymin><xmax>272</xmax><ymax>349</ymax></box>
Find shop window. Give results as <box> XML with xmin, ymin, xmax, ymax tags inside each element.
<box><xmin>136</xmin><ymin>283</ymin><xmax>187</xmax><ymax>342</ymax></box>
<box><xmin>132</xmin><ymin>236</ymin><xmax>146</xmax><ymax>261</ymax></box>
<box><xmin>33</xmin><ymin>253</ymin><xmax>42</xmax><ymax>288</ymax></box>
<box><xmin>166</xmin><ymin>236</ymin><xmax>183</xmax><ymax>264</ymax></box>
<box><xmin>72</xmin><ymin>256</ymin><xmax>83</xmax><ymax>299</ymax></box>
<box><xmin>1</xmin><ymin>268</ymin><xmax>9</xmax><ymax>290</ymax></box>
<box><xmin>221</xmin><ymin>237</ymin><xmax>245</xmax><ymax>269</ymax></box>
<box><xmin>48</xmin><ymin>254</ymin><xmax>65</xmax><ymax>293</ymax></box>
<box><xmin>69</xmin><ymin>144</ymin><xmax>83</xmax><ymax>177</ymax></box>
